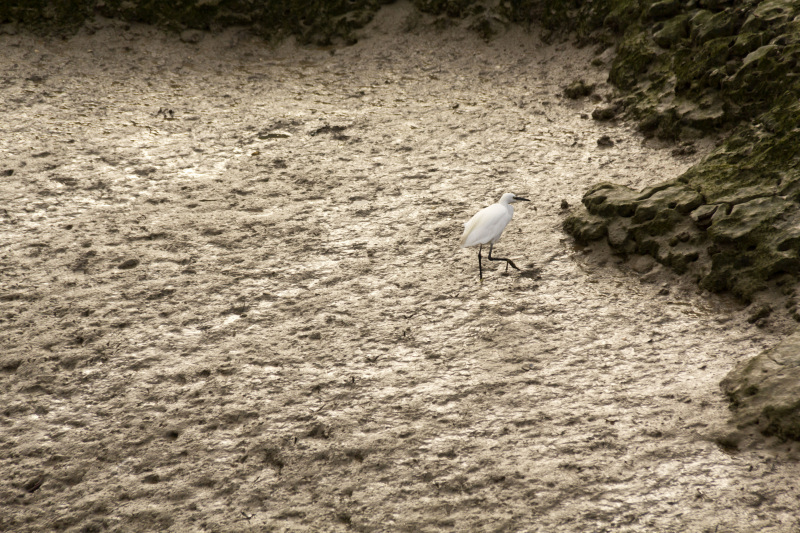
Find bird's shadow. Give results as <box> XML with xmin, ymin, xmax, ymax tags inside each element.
<box><xmin>504</xmin><ymin>264</ymin><xmax>541</xmax><ymax>280</ymax></box>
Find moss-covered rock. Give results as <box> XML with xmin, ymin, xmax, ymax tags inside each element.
<box><xmin>563</xmin><ymin>0</ymin><xmax>800</xmax><ymax>324</ymax></box>
<box><xmin>652</xmin><ymin>14</ymin><xmax>689</xmax><ymax>48</ymax></box>
<box><xmin>721</xmin><ymin>329</ymin><xmax>800</xmax><ymax>441</ymax></box>
<box><xmin>609</xmin><ymin>26</ymin><xmax>658</xmax><ymax>90</ymax></box>
<box><xmin>647</xmin><ymin>0</ymin><xmax>682</xmax><ymax>21</ymax></box>
<box><xmin>688</xmin><ymin>8</ymin><xmax>741</xmax><ymax>44</ymax></box>
<box><xmin>0</xmin><ymin>0</ymin><xmax>385</xmax><ymax>44</ymax></box>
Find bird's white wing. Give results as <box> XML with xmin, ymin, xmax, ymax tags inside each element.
<box><xmin>460</xmin><ymin>203</ymin><xmax>513</xmax><ymax>248</ymax></box>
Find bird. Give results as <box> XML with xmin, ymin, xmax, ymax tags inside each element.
<box><xmin>460</xmin><ymin>192</ymin><xmax>529</xmax><ymax>281</ymax></box>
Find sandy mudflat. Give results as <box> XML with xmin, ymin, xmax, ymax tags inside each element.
<box><xmin>2</xmin><ymin>3</ymin><xmax>799</xmax><ymax>532</ymax></box>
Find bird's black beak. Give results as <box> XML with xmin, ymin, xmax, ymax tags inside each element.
<box><xmin>515</xmin><ymin>196</ymin><xmax>530</xmax><ymax>202</ymax></box>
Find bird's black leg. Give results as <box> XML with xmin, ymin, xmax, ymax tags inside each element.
<box><xmin>478</xmin><ymin>244</ymin><xmax>483</xmax><ymax>281</ymax></box>
<box><xmin>487</xmin><ymin>243</ymin><xmax>519</xmax><ymax>272</ymax></box>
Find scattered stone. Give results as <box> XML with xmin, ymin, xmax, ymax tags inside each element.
<box><xmin>23</xmin><ymin>474</ymin><xmax>45</xmax><ymax>493</ymax></box>
<box><xmin>563</xmin><ymin>79</ymin><xmax>595</xmax><ymax>99</ymax></box>
<box><xmin>629</xmin><ymin>254</ymin><xmax>656</xmax><ymax>273</ymax></box>
<box><xmin>671</xmin><ymin>142</ymin><xmax>697</xmax><ymax>156</ymax></box>
<box><xmin>118</xmin><ymin>258</ymin><xmax>140</xmax><ymax>269</ymax></box>
<box><xmin>746</xmin><ymin>304</ymin><xmax>772</xmax><ymax>323</ymax></box>
<box><xmin>597</xmin><ymin>135</ymin><xmax>614</xmax><ymax>147</ymax></box>
<box><xmin>179</xmin><ymin>30</ymin><xmax>204</xmax><ymax>44</ymax></box>
<box><xmin>591</xmin><ymin>104</ymin><xmax>620</xmax><ymax>121</ymax></box>
<box><xmin>560</xmin><ymin>199</ymin><xmax>570</xmax><ymax>210</ymax></box>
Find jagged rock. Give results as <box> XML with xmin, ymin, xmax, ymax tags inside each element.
<box><xmin>730</xmin><ymin>32</ymin><xmax>768</xmax><ymax>56</ymax></box>
<box><xmin>592</xmin><ymin>104</ymin><xmax>621</xmax><ymax>121</ymax></box>
<box><xmin>721</xmin><ymin>329</ymin><xmax>800</xmax><ymax>440</ymax></box>
<box><xmin>647</xmin><ymin>0</ymin><xmax>682</xmax><ymax>20</ymax></box>
<box><xmin>741</xmin><ymin>43</ymin><xmax>781</xmax><ymax>70</ymax></box>
<box><xmin>707</xmin><ymin>196</ymin><xmax>788</xmax><ymax>244</ymax></box>
<box><xmin>689</xmin><ymin>203</ymin><xmax>719</xmax><ymax>228</ymax></box>
<box><xmin>713</xmin><ymin>186</ymin><xmax>773</xmax><ymax>205</ymax></box>
<box><xmin>565</xmin><ymin>181</ymin><xmax>705</xmax><ymax>275</ymax></box>
<box><xmin>607</xmin><ymin>218</ymin><xmax>635</xmax><ymax>253</ymax></box>
<box><xmin>562</xmin><ymin>212</ymin><xmax>607</xmax><ymax>244</ymax></box>
<box><xmin>609</xmin><ymin>31</ymin><xmax>658</xmax><ymax>90</ymax></box>
<box><xmin>740</xmin><ymin>0</ymin><xmax>795</xmax><ymax>34</ymax></box>
<box><xmin>689</xmin><ymin>9</ymin><xmax>740</xmax><ymax>43</ymax></box>
<box><xmin>638</xmin><ymin>183</ymin><xmax>704</xmax><ymax>216</ymax></box>
<box><xmin>653</xmin><ymin>14</ymin><xmax>689</xmax><ymax>48</ymax></box>
<box><xmin>681</xmin><ymin>103</ymin><xmax>725</xmax><ymax>131</ymax></box>
<box><xmin>582</xmin><ymin>183</ymin><xmax>638</xmax><ymax>218</ymax></box>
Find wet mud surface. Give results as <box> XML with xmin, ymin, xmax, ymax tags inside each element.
<box><xmin>2</xmin><ymin>4</ymin><xmax>800</xmax><ymax>532</ymax></box>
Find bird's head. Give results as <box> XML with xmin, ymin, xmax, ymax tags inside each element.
<box><xmin>500</xmin><ymin>193</ymin><xmax>529</xmax><ymax>204</ymax></box>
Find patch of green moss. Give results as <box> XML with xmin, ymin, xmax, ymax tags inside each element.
<box><xmin>609</xmin><ymin>25</ymin><xmax>658</xmax><ymax>90</ymax></box>
<box><xmin>673</xmin><ymin>36</ymin><xmax>730</xmax><ymax>96</ymax></box>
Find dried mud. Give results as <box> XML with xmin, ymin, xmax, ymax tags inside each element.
<box><xmin>2</xmin><ymin>4</ymin><xmax>800</xmax><ymax>532</ymax></box>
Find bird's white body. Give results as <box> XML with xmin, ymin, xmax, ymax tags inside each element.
<box><xmin>460</xmin><ymin>193</ymin><xmax>518</xmax><ymax>248</ymax></box>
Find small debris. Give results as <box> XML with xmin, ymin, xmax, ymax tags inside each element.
<box><xmin>118</xmin><ymin>258</ymin><xmax>140</xmax><ymax>269</ymax></box>
<box><xmin>179</xmin><ymin>29</ymin><xmax>204</xmax><ymax>44</ymax></box>
<box><xmin>560</xmin><ymin>199</ymin><xmax>570</xmax><ymax>209</ymax></box>
<box><xmin>262</xmin><ymin>131</ymin><xmax>292</xmax><ymax>139</ymax></box>
<box><xmin>307</xmin><ymin>422</ymin><xmax>331</xmax><ymax>439</ymax></box>
<box><xmin>310</xmin><ymin>124</ymin><xmax>348</xmax><ymax>137</ymax></box>
<box><xmin>23</xmin><ymin>475</ymin><xmax>45</xmax><ymax>493</ymax></box>
<box><xmin>155</xmin><ymin>107</ymin><xmax>174</xmax><ymax>120</ymax></box>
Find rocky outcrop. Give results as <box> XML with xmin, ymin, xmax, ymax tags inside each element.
<box><xmin>558</xmin><ymin>0</ymin><xmax>800</xmax><ymax>442</ymax></box>
<box><xmin>565</xmin><ymin>177</ymin><xmax>800</xmax><ymax>306</ymax></box>
<box><xmin>0</xmin><ymin>0</ymin><xmax>383</xmax><ymax>44</ymax></box>
<box><xmin>721</xmin><ymin>330</ymin><xmax>800</xmax><ymax>441</ymax></box>
<box><xmin>563</xmin><ymin>1</ymin><xmax>800</xmax><ymax>312</ymax></box>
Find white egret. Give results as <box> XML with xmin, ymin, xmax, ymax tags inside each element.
<box><xmin>460</xmin><ymin>192</ymin><xmax>529</xmax><ymax>280</ymax></box>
